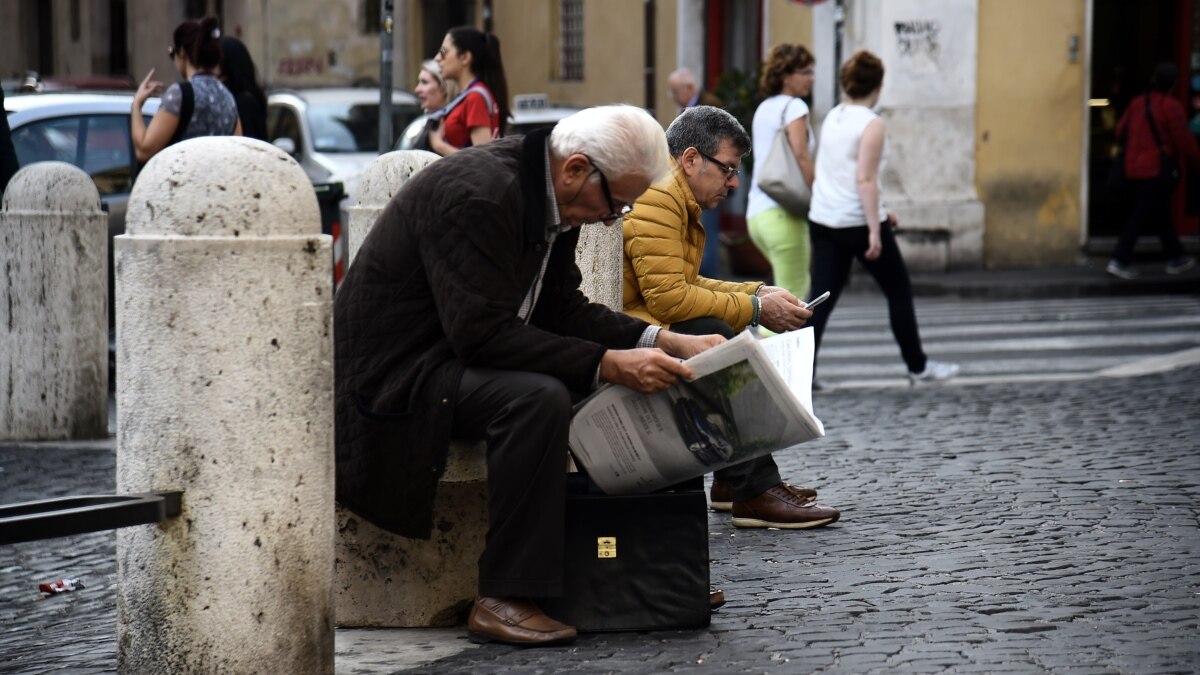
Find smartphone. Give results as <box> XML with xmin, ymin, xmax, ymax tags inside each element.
<box><xmin>804</xmin><ymin>291</ymin><xmax>831</xmax><ymax>311</ymax></box>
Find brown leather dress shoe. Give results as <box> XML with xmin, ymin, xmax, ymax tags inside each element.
<box><xmin>711</xmin><ymin>479</ymin><xmax>816</xmax><ymax>512</ymax></box>
<box><xmin>467</xmin><ymin>596</ymin><xmax>577</xmax><ymax>647</ymax></box>
<box><xmin>731</xmin><ymin>483</ymin><xmax>839</xmax><ymax>529</ymax></box>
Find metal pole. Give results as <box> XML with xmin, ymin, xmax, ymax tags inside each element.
<box><xmin>645</xmin><ymin>0</ymin><xmax>656</xmax><ymax>118</ymax></box>
<box><xmin>378</xmin><ymin>0</ymin><xmax>395</xmax><ymax>154</ymax></box>
<box><xmin>833</xmin><ymin>0</ymin><xmax>844</xmax><ymax>105</ymax></box>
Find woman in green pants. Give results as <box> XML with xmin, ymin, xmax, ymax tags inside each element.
<box><xmin>746</xmin><ymin>44</ymin><xmax>817</xmax><ymax>302</ymax></box>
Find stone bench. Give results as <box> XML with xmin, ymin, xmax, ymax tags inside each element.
<box><xmin>335</xmin><ymin>151</ymin><xmax>624</xmax><ymax>627</ymax></box>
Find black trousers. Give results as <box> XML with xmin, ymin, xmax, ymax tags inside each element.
<box><xmin>451</xmin><ymin>367</ymin><xmax>572</xmax><ymax>598</ymax></box>
<box><xmin>670</xmin><ymin>317</ymin><xmax>783</xmax><ymax>500</ymax></box>
<box><xmin>808</xmin><ymin>221</ymin><xmax>927</xmax><ymax>375</ymax></box>
<box><xmin>1113</xmin><ymin>178</ymin><xmax>1186</xmax><ymax>265</ymax></box>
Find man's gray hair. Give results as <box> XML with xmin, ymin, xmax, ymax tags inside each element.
<box><xmin>550</xmin><ymin>105</ymin><xmax>670</xmax><ymax>182</ymax></box>
<box><xmin>665</xmin><ymin>105</ymin><xmax>750</xmax><ymax>159</ymax></box>
<box><xmin>667</xmin><ymin>67</ymin><xmax>697</xmax><ymax>87</ymax></box>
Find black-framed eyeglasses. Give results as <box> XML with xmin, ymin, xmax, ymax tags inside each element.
<box><xmin>695</xmin><ymin>149</ymin><xmax>740</xmax><ymax>182</ymax></box>
<box><xmin>584</xmin><ymin>156</ymin><xmax>633</xmax><ymax>223</ymax></box>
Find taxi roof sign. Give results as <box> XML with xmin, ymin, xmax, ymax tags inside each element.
<box><xmin>513</xmin><ymin>94</ymin><xmax>549</xmax><ymax>111</ymax></box>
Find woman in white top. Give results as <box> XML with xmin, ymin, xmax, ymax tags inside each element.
<box><xmin>807</xmin><ymin>50</ymin><xmax>958</xmax><ymax>384</ymax></box>
<box><xmin>747</xmin><ymin>44</ymin><xmax>817</xmax><ymax>301</ymax></box>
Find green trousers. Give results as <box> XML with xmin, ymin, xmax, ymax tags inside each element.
<box><xmin>747</xmin><ymin>206</ymin><xmax>811</xmax><ymax>301</ymax></box>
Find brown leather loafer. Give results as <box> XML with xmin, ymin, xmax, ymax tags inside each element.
<box><xmin>709</xmin><ymin>589</ymin><xmax>727</xmax><ymax>610</ymax></box>
<box><xmin>467</xmin><ymin>596</ymin><xmax>577</xmax><ymax>647</ymax></box>
<box><xmin>731</xmin><ymin>483</ymin><xmax>839</xmax><ymax>529</ymax></box>
<box><xmin>711</xmin><ymin>479</ymin><xmax>816</xmax><ymax>512</ymax></box>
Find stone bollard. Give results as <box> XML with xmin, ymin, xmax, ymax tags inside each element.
<box><xmin>574</xmin><ymin>220</ymin><xmax>624</xmax><ymax>311</ymax></box>
<box><xmin>346</xmin><ymin>149</ymin><xmax>439</xmax><ymax>266</ymax></box>
<box><xmin>114</xmin><ymin>138</ymin><xmax>334</xmax><ymax>673</ymax></box>
<box><xmin>337</xmin><ymin>148</ymin><xmax>485</xmax><ymax>627</ymax></box>
<box><xmin>0</xmin><ymin>162</ymin><xmax>108</xmax><ymax>440</ymax></box>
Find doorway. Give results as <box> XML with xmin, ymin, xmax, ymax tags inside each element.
<box><xmin>1087</xmin><ymin>0</ymin><xmax>1199</xmax><ymax>251</ymax></box>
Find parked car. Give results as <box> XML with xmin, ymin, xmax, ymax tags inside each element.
<box><xmin>5</xmin><ymin>91</ymin><xmax>161</xmax><ymax>384</ymax></box>
<box><xmin>394</xmin><ymin>93</ymin><xmax>581</xmax><ymax>151</ymax></box>
<box><xmin>5</xmin><ymin>91</ymin><xmax>159</xmax><ymax>241</ymax></box>
<box><xmin>5</xmin><ymin>91</ymin><xmax>348</xmax><ymax>381</ymax></box>
<box><xmin>266</xmin><ymin>87</ymin><xmax>423</xmax><ymax>217</ymax></box>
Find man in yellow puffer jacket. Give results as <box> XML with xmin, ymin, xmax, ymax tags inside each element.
<box><xmin>622</xmin><ymin>106</ymin><xmax>841</xmax><ymax>530</ymax></box>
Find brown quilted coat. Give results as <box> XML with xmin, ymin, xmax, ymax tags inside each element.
<box><xmin>334</xmin><ymin>130</ymin><xmax>649</xmax><ymax>538</ymax></box>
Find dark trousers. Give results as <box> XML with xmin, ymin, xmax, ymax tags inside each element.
<box><xmin>1113</xmin><ymin>178</ymin><xmax>1186</xmax><ymax>265</ymax></box>
<box><xmin>699</xmin><ymin>208</ymin><xmax>722</xmax><ymax>278</ymax></box>
<box><xmin>670</xmin><ymin>317</ymin><xmax>783</xmax><ymax>500</ymax></box>
<box><xmin>452</xmin><ymin>367</ymin><xmax>572</xmax><ymax>598</ymax></box>
<box><xmin>808</xmin><ymin>221</ymin><xmax>927</xmax><ymax>375</ymax></box>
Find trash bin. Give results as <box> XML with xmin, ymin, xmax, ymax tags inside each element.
<box><xmin>313</xmin><ymin>182</ymin><xmax>346</xmax><ymax>288</ymax></box>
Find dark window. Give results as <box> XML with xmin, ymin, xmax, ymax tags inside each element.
<box><xmin>109</xmin><ymin>0</ymin><xmax>129</xmax><ymax>74</ymax></box>
<box><xmin>11</xmin><ymin>114</ymin><xmax>134</xmax><ymax>196</ymax></box>
<box><xmin>69</xmin><ymin>0</ymin><xmax>81</xmax><ymax>42</ymax></box>
<box><xmin>81</xmin><ymin>115</ymin><xmax>135</xmax><ymax>196</ymax></box>
<box><xmin>363</xmin><ymin>0</ymin><xmax>381</xmax><ymax>33</ymax></box>
<box><xmin>305</xmin><ymin>102</ymin><xmax>422</xmax><ymax>152</ymax></box>
<box><xmin>421</xmin><ymin>0</ymin><xmax>473</xmax><ymax>59</ymax></box>
<box><xmin>559</xmin><ymin>0</ymin><xmax>584</xmax><ymax>81</ymax></box>
<box><xmin>267</xmin><ymin>106</ymin><xmax>304</xmax><ymax>154</ymax></box>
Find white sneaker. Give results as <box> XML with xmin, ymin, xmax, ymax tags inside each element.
<box><xmin>909</xmin><ymin>359</ymin><xmax>959</xmax><ymax>385</ymax></box>
<box><xmin>1106</xmin><ymin>260</ymin><xmax>1138</xmax><ymax>280</ymax></box>
<box><xmin>1166</xmin><ymin>256</ymin><xmax>1196</xmax><ymax>275</ymax></box>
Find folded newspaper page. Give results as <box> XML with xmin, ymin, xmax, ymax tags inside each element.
<box><xmin>569</xmin><ymin>328</ymin><xmax>825</xmax><ymax>495</ymax></box>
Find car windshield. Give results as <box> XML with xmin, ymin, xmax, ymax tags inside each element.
<box><xmin>308</xmin><ymin>102</ymin><xmax>418</xmax><ymax>153</ymax></box>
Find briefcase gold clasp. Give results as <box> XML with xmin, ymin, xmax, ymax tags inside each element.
<box><xmin>597</xmin><ymin>536</ymin><xmax>617</xmax><ymax>558</ymax></box>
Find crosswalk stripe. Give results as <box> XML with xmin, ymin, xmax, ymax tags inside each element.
<box><xmin>812</xmin><ymin>294</ymin><xmax>1200</xmax><ymax>388</ymax></box>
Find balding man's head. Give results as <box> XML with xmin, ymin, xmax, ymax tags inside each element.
<box><xmin>668</xmin><ymin>67</ymin><xmax>700</xmax><ymax>108</ymax></box>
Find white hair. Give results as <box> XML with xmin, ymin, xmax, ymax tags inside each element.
<box><xmin>421</xmin><ymin>59</ymin><xmax>460</xmax><ymax>99</ymax></box>
<box><xmin>667</xmin><ymin>67</ymin><xmax>697</xmax><ymax>87</ymax></box>
<box><xmin>549</xmin><ymin>105</ymin><xmax>669</xmax><ymax>182</ymax></box>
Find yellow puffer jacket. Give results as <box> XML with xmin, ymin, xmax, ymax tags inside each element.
<box><xmin>622</xmin><ymin>163</ymin><xmax>763</xmax><ymax>330</ymax></box>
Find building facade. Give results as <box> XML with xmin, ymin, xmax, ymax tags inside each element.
<box><xmin>3</xmin><ymin>0</ymin><xmax>1196</xmax><ymax>271</ymax></box>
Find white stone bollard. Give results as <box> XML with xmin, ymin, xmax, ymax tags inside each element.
<box><xmin>346</xmin><ymin>150</ymin><xmax>439</xmax><ymax>266</ymax></box>
<box><xmin>575</xmin><ymin>220</ymin><xmax>624</xmax><ymax>311</ymax></box>
<box><xmin>0</xmin><ymin>162</ymin><xmax>108</xmax><ymax>440</ymax></box>
<box><xmin>338</xmin><ymin>148</ymin><xmax>486</xmax><ymax>627</ymax></box>
<box><xmin>114</xmin><ymin>138</ymin><xmax>334</xmax><ymax>673</ymax></box>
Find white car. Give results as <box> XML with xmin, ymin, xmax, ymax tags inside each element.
<box><xmin>266</xmin><ymin>88</ymin><xmax>423</xmax><ymax>216</ymax></box>
<box><xmin>5</xmin><ymin>91</ymin><xmax>160</xmax><ymax>241</ymax></box>
<box><xmin>5</xmin><ymin>91</ymin><xmax>161</xmax><ymax>382</ymax></box>
<box><xmin>395</xmin><ymin>94</ymin><xmax>581</xmax><ymax>150</ymax></box>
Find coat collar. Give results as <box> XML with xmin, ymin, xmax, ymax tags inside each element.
<box><xmin>518</xmin><ymin>127</ymin><xmax>554</xmax><ymax>245</ymax></box>
<box><xmin>665</xmin><ymin>157</ymin><xmax>703</xmax><ymax>224</ymax></box>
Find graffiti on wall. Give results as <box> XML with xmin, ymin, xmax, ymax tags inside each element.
<box><xmin>894</xmin><ymin>20</ymin><xmax>940</xmax><ymax>58</ymax></box>
<box><xmin>277</xmin><ymin>56</ymin><xmax>325</xmax><ymax>77</ymax></box>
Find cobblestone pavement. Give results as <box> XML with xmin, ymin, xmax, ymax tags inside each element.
<box><xmin>3</xmin><ymin>363</ymin><xmax>1198</xmax><ymax>674</ymax></box>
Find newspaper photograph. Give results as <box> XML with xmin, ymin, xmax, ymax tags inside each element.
<box><xmin>568</xmin><ymin>328</ymin><xmax>825</xmax><ymax>495</ymax></box>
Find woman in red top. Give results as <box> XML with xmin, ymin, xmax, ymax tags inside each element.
<box><xmin>429</xmin><ymin>27</ymin><xmax>510</xmax><ymax>156</ymax></box>
<box><xmin>1107</xmin><ymin>63</ymin><xmax>1200</xmax><ymax>279</ymax></box>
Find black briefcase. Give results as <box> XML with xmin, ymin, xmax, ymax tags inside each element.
<box><xmin>542</xmin><ymin>475</ymin><xmax>710</xmax><ymax>632</ymax></box>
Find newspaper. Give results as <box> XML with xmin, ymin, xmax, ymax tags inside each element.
<box><xmin>568</xmin><ymin>327</ymin><xmax>825</xmax><ymax>495</ymax></box>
